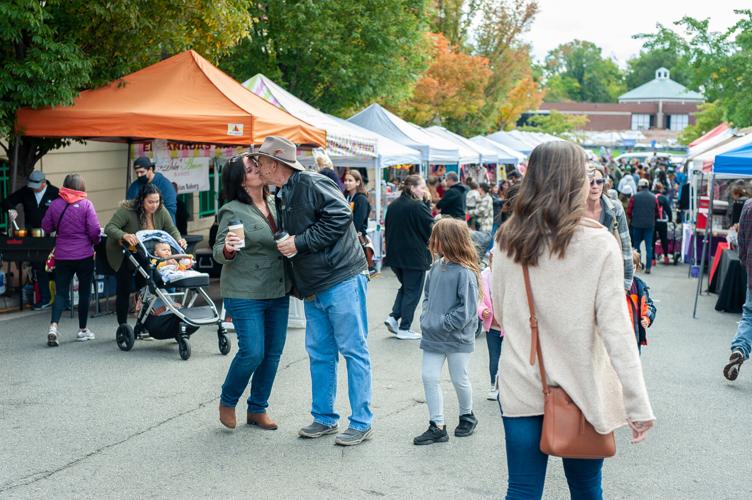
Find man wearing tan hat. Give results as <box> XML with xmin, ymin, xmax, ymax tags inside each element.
<box><xmin>254</xmin><ymin>136</ymin><xmax>373</xmax><ymax>446</ymax></box>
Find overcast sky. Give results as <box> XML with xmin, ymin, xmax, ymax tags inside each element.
<box><xmin>523</xmin><ymin>0</ymin><xmax>744</xmax><ymax>65</ymax></box>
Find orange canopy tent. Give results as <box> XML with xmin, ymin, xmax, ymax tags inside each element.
<box><xmin>15</xmin><ymin>50</ymin><xmax>326</xmax><ymax>147</ymax></box>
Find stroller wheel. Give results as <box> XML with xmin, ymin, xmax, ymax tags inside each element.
<box><xmin>178</xmin><ymin>338</ymin><xmax>191</xmax><ymax>360</ymax></box>
<box><xmin>218</xmin><ymin>333</ymin><xmax>231</xmax><ymax>356</ymax></box>
<box><xmin>116</xmin><ymin>324</ymin><xmax>135</xmax><ymax>352</ymax></box>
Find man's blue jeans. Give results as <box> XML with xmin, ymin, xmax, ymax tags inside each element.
<box><xmin>631</xmin><ymin>226</ymin><xmax>654</xmax><ymax>271</ymax></box>
<box><xmin>221</xmin><ymin>296</ymin><xmax>289</xmax><ymax>413</ymax></box>
<box><xmin>502</xmin><ymin>416</ymin><xmax>604</xmax><ymax>500</ymax></box>
<box><xmin>731</xmin><ymin>288</ymin><xmax>752</xmax><ymax>359</ymax></box>
<box><xmin>304</xmin><ymin>274</ymin><xmax>373</xmax><ymax>432</ymax></box>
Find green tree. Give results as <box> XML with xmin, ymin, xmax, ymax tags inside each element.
<box><xmin>2</xmin><ymin>0</ymin><xmax>251</xmax><ymax>184</ymax></box>
<box><xmin>624</xmin><ymin>47</ymin><xmax>692</xmax><ymax>89</ymax></box>
<box><xmin>220</xmin><ymin>0</ymin><xmax>432</xmax><ymax>117</ymax></box>
<box><xmin>465</xmin><ymin>0</ymin><xmax>539</xmax><ymax>133</ymax></box>
<box><xmin>542</xmin><ymin>40</ymin><xmax>626</xmax><ymax>102</ymax></box>
<box><xmin>519</xmin><ymin>110</ymin><xmax>588</xmax><ymax>135</ymax></box>
<box><xmin>429</xmin><ymin>0</ymin><xmax>482</xmax><ymax>48</ymax></box>
<box><xmin>677</xmin><ymin>101</ymin><xmax>725</xmax><ymax>145</ymax></box>
<box><xmin>636</xmin><ymin>11</ymin><xmax>752</xmax><ymax>127</ymax></box>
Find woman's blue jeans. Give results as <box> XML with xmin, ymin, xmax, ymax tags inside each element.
<box><xmin>220</xmin><ymin>296</ymin><xmax>289</xmax><ymax>413</ymax></box>
<box><xmin>502</xmin><ymin>416</ymin><xmax>604</xmax><ymax>500</ymax></box>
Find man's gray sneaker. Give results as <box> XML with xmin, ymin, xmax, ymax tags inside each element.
<box><xmin>334</xmin><ymin>427</ymin><xmax>373</xmax><ymax>446</ymax></box>
<box><xmin>298</xmin><ymin>421</ymin><xmax>338</xmax><ymax>438</ymax></box>
<box><xmin>384</xmin><ymin>316</ymin><xmax>399</xmax><ymax>334</ymax></box>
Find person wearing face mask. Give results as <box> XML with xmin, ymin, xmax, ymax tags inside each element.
<box><xmin>584</xmin><ymin>164</ymin><xmax>634</xmax><ymax>290</ymax></box>
<box><xmin>2</xmin><ymin>170</ymin><xmax>59</xmax><ymax>309</ymax></box>
<box><xmin>126</xmin><ymin>156</ymin><xmax>178</xmax><ymax>223</ymax></box>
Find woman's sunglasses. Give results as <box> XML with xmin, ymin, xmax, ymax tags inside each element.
<box><xmin>589</xmin><ymin>178</ymin><xmax>605</xmax><ymax>186</ymax></box>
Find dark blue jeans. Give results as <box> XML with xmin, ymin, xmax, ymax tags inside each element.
<box><xmin>631</xmin><ymin>226</ymin><xmax>654</xmax><ymax>271</ymax></box>
<box><xmin>221</xmin><ymin>296</ymin><xmax>289</xmax><ymax>413</ymax></box>
<box><xmin>502</xmin><ymin>416</ymin><xmax>604</xmax><ymax>500</ymax></box>
<box><xmin>486</xmin><ymin>328</ymin><xmax>503</xmax><ymax>385</ymax></box>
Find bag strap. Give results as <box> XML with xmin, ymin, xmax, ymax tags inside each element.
<box><xmin>54</xmin><ymin>203</ymin><xmax>72</xmax><ymax>234</ymax></box>
<box><xmin>522</xmin><ymin>265</ymin><xmax>550</xmax><ymax>396</ymax></box>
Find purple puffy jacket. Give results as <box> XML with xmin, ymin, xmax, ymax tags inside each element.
<box><xmin>42</xmin><ymin>197</ymin><xmax>101</xmax><ymax>260</ymax></box>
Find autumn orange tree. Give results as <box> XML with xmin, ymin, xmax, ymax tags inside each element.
<box><xmin>399</xmin><ymin>33</ymin><xmax>492</xmax><ymax>131</ymax></box>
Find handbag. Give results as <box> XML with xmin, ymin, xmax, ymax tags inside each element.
<box><xmin>45</xmin><ymin>203</ymin><xmax>72</xmax><ymax>272</ymax></box>
<box><xmin>357</xmin><ymin>233</ymin><xmax>375</xmax><ymax>269</ymax></box>
<box><xmin>522</xmin><ymin>265</ymin><xmax>616</xmax><ymax>459</ymax></box>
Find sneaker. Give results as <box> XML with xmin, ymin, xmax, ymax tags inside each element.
<box><xmin>138</xmin><ymin>332</ymin><xmax>154</xmax><ymax>341</ymax></box>
<box><xmin>395</xmin><ymin>329</ymin><xmax>421</xmax><ymax>340</ymax></box>
<box><xmin>298</xmin><ymin>421</ymin><xmax>338</xmax><ymax>438</ymax></box>
<box><xmin>486</xmin><ymin>386</ymin><xmax>499</xmax><ymax>401</ymax></box>
<box><xmin>76</xmin><ymin>329</ymin><xmax>95</xmax><ymax>342</ymax></box>
<box><xmin>33</xmin><ymin>302</ymin><xmax>52</xmax><ymax>311</ymax></box>
<box><xmin>47</xmin><ymin>326</ymin><xmax>59</xmax><ymax>347</ymax></box>
<box><xmin>384</xmin><ymin>316</ymin><xmax>399</xmax><ymax>334</ymax></box>
<box><xmin>454</xmin><ymin>412</ymin><xmax>478</xmax><ymax>437</ymax></box>
<box><xmin>724</xmin><ymin>349</ymin><xmax>745</xmax><ymax>381</ymax></box>
<box><xmin>645</xmin><ymin>268</ymin><xmax>651</xmax><ymax>274</ymax></box>
<box><xmin>413</xmin><ymin>421</ymin><xmax>449</xmax><ymax>445</ymax></box>
<box><xmin>335</xmin><ymin>427</ymin><xmax>374</xmax><ymax>446</ymax></box>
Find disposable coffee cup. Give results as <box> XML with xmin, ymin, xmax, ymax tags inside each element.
<box><xmin>274</xmin><ymin>230</ymin><xmax>297</xmax><ymax>258</ymax></box>
<box><xmin>228</xmin><ymin>220</ymin><xmax>245</xmax><ymax>249</ymax></box>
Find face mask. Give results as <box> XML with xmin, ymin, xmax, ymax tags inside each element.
<box><xmin>137</xmin><ymin>175</ymin><xmax>148</xmax><ymax>185</ymax></box>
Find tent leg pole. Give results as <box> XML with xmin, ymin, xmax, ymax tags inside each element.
<box><xmin>11</xmin><ymin>136</ymin><xmax>20</xmax><ymax>192</ymax></box>
<box><xmin>125</xmin><ymin>139</ymin><xmax>132</xmax><ymax>197</ymax></box>
<box><xmin>692</xmin><ymin>174</ymin><xmax>714</xmax><ymax>319</ymax></box>
<box><xmin>375</xmin><ymin>161</ymin><xmax>382</xmax><ymax>273</ymax></box>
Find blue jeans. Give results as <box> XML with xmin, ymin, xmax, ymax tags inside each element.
<box><xmin>220</xmin><ymin>296</ymin><xmax>289</xmax><ymax>413</ymax></box>
<box><xmin>731</xmin><ymin>288</ymin><xmax>752</xmax><ymax>359</ymax></box>
<box><xmin>631</xmin><ymin>226</ymin><xmax>654</xmax><ymax>271</ymax></box>
<box><xmin>304</xmin><ymin>274</ymin><xmax>372</xmax><ymax>431</ymax></box>
<box><xmin>486</xmin><ymin>329</ymin><xmax>503</xmax><ymax>386</ymax></box>
<box><xmin>502</xmin><ymin>416</ymin><xmax>604</xmax><ymax>500</ymax></box>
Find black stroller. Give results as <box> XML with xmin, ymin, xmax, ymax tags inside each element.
<box><xmin>115</xmin><ymin>230</ymin><xmax>231</xmax><ymax>360</ymax></box>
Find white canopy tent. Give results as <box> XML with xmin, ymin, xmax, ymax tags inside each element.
<box><xmin>470</xmin><ymin>136</ymin><xmax>525</xmax><ymax>165</ymax></box>
<box><xmin>425</xmin><ymin>126</ymin><xmax>482</xmax><ymax>165</ymax></box>
<box><xmin>349</xmin><ymin>104</ymin><xmax>460</xmax><ymax>169</ymax></box>
<box><xmin>485</xmin><ymin>131</ymin><xmax>533</xmax><ymax>155</ymax></box>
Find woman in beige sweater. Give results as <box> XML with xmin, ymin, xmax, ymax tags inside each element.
<box><xmin>492</xmin><ymin>141</ymin><xmax>655</xmax><ymax>499</ymax></box>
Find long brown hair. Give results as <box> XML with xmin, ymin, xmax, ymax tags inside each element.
<box><xmin>496</xmin><ymin>141</ymin><xmax>588</xmax><ymax>266</ymax></box>
<box><xmin>428</xmin><ymin>218</ymin><xmax>481</xmax><ymax>297</ymax></box>
<box><xmin>344</xmin><ymin>169</ymin><xmax>367</xmax><ymax>195</ymax></box>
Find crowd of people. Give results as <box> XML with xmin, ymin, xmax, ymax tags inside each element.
<box><xmin>4</xmin><ymin>138</ymin><xmax>667</xmax><ymax>498</ymax></box>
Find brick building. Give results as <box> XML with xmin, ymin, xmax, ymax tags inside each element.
<box><xmin>534</xmin><ymin>68</ymin><xmax>704</xmax><ymax>132</ymax></box>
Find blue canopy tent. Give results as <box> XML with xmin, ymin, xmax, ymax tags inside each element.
<box><xmin>693</xmin><ymin>142</ymin><xmax>752</xmax><ymax>317</ymax></box>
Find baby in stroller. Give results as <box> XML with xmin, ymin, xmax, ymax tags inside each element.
<box><xmin>114</xmin><ymin>230</ymin><xmax>231</xmax><ymax>360</ymax></box>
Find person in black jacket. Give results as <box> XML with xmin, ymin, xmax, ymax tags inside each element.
<box><xmin>435</xmin><ymin>172</ymin><xmax>467</xmax><ymax>219</ymax></box>
<box><xmin>2</xmin><ymin>170</ymin><xmax>59</xmax><ymax>309</ymax></box>
<box><xmin>343</xmin><ymin>170</ymin><xmax>370</xmax><ymax>235</ymax></box>
<box><xmin>384</xmin><ymin>175</ymin><xmax>434</xmax><ymax>340</ymax></box>
<box><xmin>654</xmin><ymin>183</ymin><xmax>673</xmax><ymax>265</ymax></box>
<box><xmin>255</xmin><ymin>136</ymin><xmax>373</xmax><ymax>447</ymax></box>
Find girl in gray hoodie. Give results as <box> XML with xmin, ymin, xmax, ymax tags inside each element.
<box><xmin>414</xmin><ymin>218</ymin><xmax>481</xmax><ymax>445</ymax></box>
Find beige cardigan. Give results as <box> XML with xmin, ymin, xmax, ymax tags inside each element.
<box><xmin>491</xmin><ymin>218</ymin><xmax>655</xmax><ymax>433</ymax></box>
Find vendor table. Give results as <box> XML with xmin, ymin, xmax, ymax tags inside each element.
<box><xmin>709</xmin><ymin>248</ymin><xmax>747</xmax><ymax>313</ymax></box>
<box><xmin>0</xmin><ymin>235</ymin><xmax>55</xmax><ymax>310</ymax></box>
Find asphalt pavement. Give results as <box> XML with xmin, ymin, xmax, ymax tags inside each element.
<box><xmin>1</xmin><ymin>263</ymin><xmax>751</xmax><ymax>499</ymax></box>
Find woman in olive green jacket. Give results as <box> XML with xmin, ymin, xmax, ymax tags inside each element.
<box><xmin>214</xmin><ymin>155</ymin><xmax>291</xmax><ymax>431</ymax></box>
<box><xmin>105</xmin><ymin>183</ymin><xmax>185</xmax><ymax>327</ymax></box>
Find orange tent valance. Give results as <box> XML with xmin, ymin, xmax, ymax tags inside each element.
<box><xmin>15</xmin><ymin>50</ymin><xmax>326</xmax><ymax>147</ymax></box>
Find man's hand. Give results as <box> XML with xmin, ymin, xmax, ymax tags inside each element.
<box><xmin>276</xmin><ymin>234</ymin><xmax>297</xmax><ymax>257</ymax></box>
<box><xmin>8</xmin><ymin>209</ymin><xmax>17</xmax><ymax>222</ymax></box>
<box><xmin>178</xmin><ymin>238</ymin><xmax>187</xmax><ymax>249</ymax></box>
<box><xmin>641</xmin><ymin>317</ymin><xmax>650</xmax><ymax>329</ymax></box>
